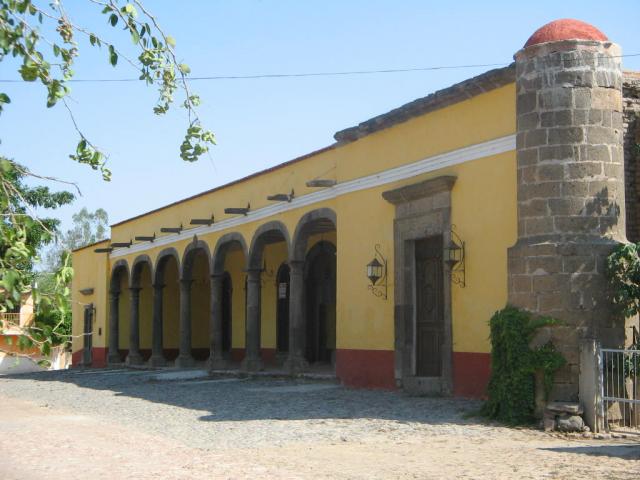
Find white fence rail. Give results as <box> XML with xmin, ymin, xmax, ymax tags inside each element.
<box><xmin>600</xmin><ymin>347</ymin><xmax>640</xmax><ymax>432</ymax></box>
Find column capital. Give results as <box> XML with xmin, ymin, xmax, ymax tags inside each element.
<box><xmin>210</xmin><ymin>273</ymin><xmax>225</xmax><ymax>280</ymax></box>
<box><xmin>129</xmin><ymin>286</ymin><xmax>142</xmax><ymax>294</ymax></box>
<box><xmin>289</xmin><ymin>259</ymin><xmax>304</xmax><ymax>273</ymax></box>
<box><xmin>109</xmin><ymin>289</ymin><xmax>121</xmax><ymax>298</ymax></box>
<box><xmin>179</xmin><ymin>278</ymin><xmax>193</xmax><ymax>287</ymax></box>
<box><xmin>152</xmin><ymin>282</ymin><xmax>165</xmax><ymax>291</ymax></box>
<box><xmin>245</xmin><ymin>268</ymin><xmax>262</xmax><ymax>280</ymax></box>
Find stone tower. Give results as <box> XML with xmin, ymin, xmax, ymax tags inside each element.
<box><xmin>509</xmin><ymin>19</ymin><xmax>626</xmax><ymax>401</ymax></box>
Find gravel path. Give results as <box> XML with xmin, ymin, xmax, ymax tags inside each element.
<box><xmin>0</xmin><ymin>368</ymin><xmax>638</xmax><ymax>479</ymax></box>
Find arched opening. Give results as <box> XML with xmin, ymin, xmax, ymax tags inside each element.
<box><xmin>181</xmin><ymin>241</ymin><xmax>212</xmax><ymax>365</ymax></box>
<box><xmin>304</xmin><ymin>241</ymin><xmax>336</xmax><ymax>365</ymax></box>
<box><xmin>221</xmin><ymin>272</ymin><xmax>233</xmax><ymax>355</ymax></box>
<box><xmin>247</xmin><ymin>221</ymin><xmax>290</xmax><ymax>367</ymax></box>
<box><xmin>130</xmin><ymin>256</ymin><xmax>153</xmax><ymax>363</ymax></box>
<box><xmin>289</xmin><ymin>208</ymin><xmax>337</xmax><ymax>373</ymax></box>
<box><xmin>212</xmin><ymin>233</ymin><xmax>248</xmax><ymax>366</ymax></box>
<box><xmin>276</xmin><ymin>263</ymin><xmax>290</xmax><ymax>355</ymax></box>
<box><xmin>154</xmin><ymin>250</ymin><xmax>180</xmax><ymax>363</ymax></box>
<box><xmin>108</xmin><ymin>261</ymin><xmax>130</xmax><ymax>364</ymax></box>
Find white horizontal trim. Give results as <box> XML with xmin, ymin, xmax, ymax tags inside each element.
<box><xmin>111</xmin><ymin>134</ymin><xmax>515</xmax><ymax>259</ymax></box>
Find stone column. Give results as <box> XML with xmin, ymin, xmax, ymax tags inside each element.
<box><xmin>148</xmin><ymin>283</ymin><xmax>166</xmax><ymax>367</ymax></box>
<box><xmin>208</xmin><ymin>273</ymin><xmax>227</xmax><ymax>370</ymax></box>
<box><xmin>241</xmin><ymin>269</ymin><xmax>263</xmax><ymax>371</ymax></box>
<box><xmin>125</xmin><ymin>287</ymin><xmax>143</xmax><ymax>365</ymax></box>
<box><xmin>284</xmin><ymin>260</ymin><xmax>308</xmax><ymax>373</ymax></box>
<box><xmin>175</xmin><ymin>278</ymin><xmax>195</xmax><ymax>368</ymax></box>
<box><xmin>509</xmin><ymin>33</ymin><xmax>625</xmax><ymax>400</ymax></box>
<box><xmin>107</xmin><ymin>289</ymin><xmax>121</xmax><ymax>364</ymax></box>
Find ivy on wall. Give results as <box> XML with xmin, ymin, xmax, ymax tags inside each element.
<box><xmin>481</xmin><ymin>306</ymin><xmax>565</xmax><ymax>425</ymax></box>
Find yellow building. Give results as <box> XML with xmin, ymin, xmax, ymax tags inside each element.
<box><xmin>72</xmin><ymin>19</ymin><xmax>640</xmax><ymax>399</ymax></box>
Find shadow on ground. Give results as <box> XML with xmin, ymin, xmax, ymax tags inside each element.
<box><xmin>0</xmin><ymin>367</ymin><xmax>486</xmax><ymax>426</ymax></box>
<box><xmin>540</xmin><ymin>444</ymin><xmax>640</xmax><ymax>460</ymax></box>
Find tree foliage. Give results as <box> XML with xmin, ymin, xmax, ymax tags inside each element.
<box><xmin>0</xmin><ymin>1</ymin><xmax>214</xmax><ymax>363</ymax></box>
<box><xmin>481</xmin><ymin>306</ymin><xmax>565</xmax><ymax>425</ymax></box>
<box><xmin>607</xmin><ymin>242</ymin><xmax>640</xmax><ymax>319</ymax></box>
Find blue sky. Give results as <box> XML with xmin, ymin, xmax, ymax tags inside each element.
<box><xmin>1</xmin><ymin>0</ymin><xmax>638</xmax><ymax>234</ymax></box>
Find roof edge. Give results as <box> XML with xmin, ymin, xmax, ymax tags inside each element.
<box><xmin>71</xmin><ymin>238</ymin><xmax>110</xmax><ymax>253</ymax></box>
<box><xmin>333</xmin><ymin>64</ymin><xmax>516</xmax><ymax>144</ymax></box>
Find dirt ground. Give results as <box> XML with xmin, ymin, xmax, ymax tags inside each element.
<box><xmin>0</xmin><ymin>370</ymin><xmax>638</xmax><ymax>479</ymax></box>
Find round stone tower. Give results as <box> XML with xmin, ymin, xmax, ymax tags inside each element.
<box><xmin>509</xmin><ymin>19</ymin><xmax>626</xmax><ymax>401</ymax></box>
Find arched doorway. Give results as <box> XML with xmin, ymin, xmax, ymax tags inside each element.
<box><xmin>221</xmin><ymin>271</ymin><xmax>233</xmax><ymax>356</ymax></box>
<box><xmin>276</xmin><ymin>263</ymin><xmax>290</xmax><ymax>355</ymax></box>
<box><xmin>304</xmin><ymin>241</ymin><xmax>336</xmax><ymax>365</ymax></box>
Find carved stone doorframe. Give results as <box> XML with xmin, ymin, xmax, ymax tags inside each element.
<box><xmin>383</xmin><ymin>175</ymin><xmax>456</xmax><ymax>394</ymax></box>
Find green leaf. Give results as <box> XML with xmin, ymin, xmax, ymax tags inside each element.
<box><xmin>108</xmin><ymin>45</ymin><xmax>118</xmax><ymax>66</ymax></box>
<box><xmin>109</xmin><ymin>14</ymin><xmax>118</xmax><ymax>27</ymax></box>
<box><xmin>0</xmin><ymin>93</ymin><xmax>10</xmax><ymax>104</ymax></box>
<box><xmin>166</xmin><ymin>35</ymin><xmax>176</xmax><ymax>48</ymax></box>
<box><xmin>178</xmin><ymin>63</ymin><xmax>190</xmax><ymax>75</ymax></box>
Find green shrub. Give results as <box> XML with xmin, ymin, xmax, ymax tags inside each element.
<box><xmin>481</xmin><ymin>306</ymin><xmax>565</xmax><ymax>425</ymax></box>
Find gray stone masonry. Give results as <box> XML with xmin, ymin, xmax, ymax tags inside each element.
<box><xmin>622</xmin><ymin>74</ymin><xmax>640</xmax><ymax>241</ymax></box>
<box><xmin>510</xmin><ymin>39</ymin><xmax>627</xmax><ymax>402</ymax></box>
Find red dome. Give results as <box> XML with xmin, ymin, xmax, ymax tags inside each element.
<box><xmin>524</xmin><ymin>19</ymin><xmax>608</xmax><ymax>47</ymax></box>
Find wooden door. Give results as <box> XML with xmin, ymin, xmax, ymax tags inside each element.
<box><xmin>415</xmin><ymin>236</ymin><xmax>444</xmax><ymax>377</ymax></box>
<box><xmin>83</xmin><ymin>305</ymin><xmax>93</xmax><ymax>365</ymax></box>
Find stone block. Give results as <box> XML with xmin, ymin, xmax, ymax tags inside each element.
<box><xmin>539</xmin><ymin>88</ymin><xmax>573</xmax><ymax>110</ymax></box>
<box><xmin>548</xmin><ymin>127</ymin><xmax>584</xmax><ymax>145</ymax></box>
<box><xmin>526</xmin><ymin>129</ymin><xmax>548</xmax><ymax>148</ymax></box>
<box><xmin>511</xmin><ymin>275</ymin><xmax>532</xmax><ymax>293</ymax></box>
<box><xmin>562</xmin><ymin>255</ymin><xmax>596</xmax><ymax>274</ymax></box>
<box><xmin>573</xmin><ymin>88</ymin><xmax>592</xmax><ymax>109</ymax></box>
<box><xmin>546</xmin><ymin>402</ymin><xmax>584</xmax><ymax>415</ymax></box>
<box><xmin>580</xmin><ymin>144</ymin><xmax>610</xmax><ymax>163</ymax></box>
<box><xmin>525</xmin><ymin>217</ymin><xmax>554</xmax><ymax>236</ymax></box>
<box><xmin>528</xmin><ymin>256</ymin><xmax>563</xmax><ymax>275</ymax></box>
<box><xmin>554</xmin><ymin>215</ymin><xmax>599</xmax><ymax>234</ymax></box>
<box><xmin>591</xmin><ymin>88</ymin><xmax>622</xmax><ymax>110</ymax></box>
<box><xmin>587</xmin><ymin>109</ymin><xmax>603</xmax><ymax>125</ymax></box>
<box><xmin>538</xmin><ymin>292</ymin><xmax>565</xmax><ymax>311</ymax></box>
<box><xmin>548</xmin><ymin>197</ymin><xmax>585</xmax><ymax>216</ymax></box>
<box><xmin>518</xmin><ymin>148</ymin><xmax>539</xmax><ymax>166</ymax></box>
<box><xmin>518</xmin><ymin>112</ymin><xmax>540</xmax><ymax>130</ymax></box>
<box><xmin>532</xmin><ymin>274</ymin><xmax>563</xmax><ymax>293</ymax></box>
<box><xmin>521</xmin><ymin>182</ymin><xmax>561</xmax><ymax>200</ymax></box>
<box><xmin>517</xmin><ymin>92</ymin><xmax>538</xmax><ymax>114</ymax></box>
<box><xmin>567</xmin><ymin>162</ymin><xmax>602</xmax><ymax>179</ymax></box>
<box><xmin>538</xmin><ymin>164</ymin><xmax>565</xmax><ymax>182</ymax></box>
<box><xmin>557</xmin><ymin>415</ymin><xmax>585</xmax><ymax>432</ymax></box>
<box><xmin>586</xmin><ymin>126</ymin><xmax>616</xmax><ymax>145</ymax></box>
<box><xmin>539</xmin><ymin>144</ymin><xmax>577</xmax><ymax>161</ymax></box>
<box><xmin>520</xmin><ymin>198</ymin><xmax>548</xmax><ymax>217</ymax></box>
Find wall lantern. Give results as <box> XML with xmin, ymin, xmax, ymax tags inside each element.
<box><xmin>366</xmin><ymin>244</ymin><xmax>387</xmax><ymax>300</ymax></box>
<box><xmin>445</xmin><ymin>226</ymin><xmax>466</xmax><ymax>287</ymax></box>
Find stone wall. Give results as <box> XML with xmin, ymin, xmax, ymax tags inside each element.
<box><xmin>509</xmin><ymin>40</ymin><xmax>627</xmax><ymax>401</ymax></box>
<box><xmin>623</xmin><ymin>73</ymin><xmax>640</xmax><ymax>242</ymax></box>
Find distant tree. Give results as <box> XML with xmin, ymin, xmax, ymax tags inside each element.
<box><xmin>44</xmin><ymin>207</ymin><xmax>109</xmax><ymax>270</ymax></box>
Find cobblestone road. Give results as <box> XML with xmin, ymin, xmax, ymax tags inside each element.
<box><xmin>0</xmin><ymin>368</ymin><xmax>638</xmax><ymax>479</ymax></box>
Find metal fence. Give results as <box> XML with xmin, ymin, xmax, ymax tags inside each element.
<box><xmin>600</xmin><ymin>347</ymin><xmax>640</xmax><ymax>432</ymax></box>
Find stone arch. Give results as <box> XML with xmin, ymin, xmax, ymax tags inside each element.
<box><xmin>153</xmin><ymin>247</ymin><xmax>180</xmax><ymax>286</ymax></box>
<box><xmin>212</xmin><ymin>232</ymin><xmax>248</xmax><ymax>275</ymax></box>
<box><xmin>181</xmin><ymin>237</ymin><xmax>212</xmax><ymax>281</ymax></box>
<box><xmin>110</xmin><ymin>259</ymin><xmax>130</xmax><ymax>292</ymax></box>
<box><xmin>291</xmin><ymin>208</ymin><xmax>337</xmax><ymax>261</ymax></box>
<box><xmin>130</xmin><ymin>254</ymin><xmax>153</xmax><ymax>288</ymax></box>
<box><xmin>248</xmin><ymin>220</ymin><xmax>291</xmax><ymax>270</ymax></box>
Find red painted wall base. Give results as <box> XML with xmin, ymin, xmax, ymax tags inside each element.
<box><xmin>452</xmin><ymin>352</ymin><xmax>491</xmax><ymax>398</ymax></box>
<box><xmin>71</xmin><ymin>347</ymin><xmax>107</xmax><ymax>368</ymax></box>
<box><xmin>336</xmin><ymin>349</ymin><xmax>396</xmax><ymax>390</ymax></box>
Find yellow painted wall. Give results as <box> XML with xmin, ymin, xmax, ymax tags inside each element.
<box><xmin>139</xmin><ymin>264</ymin><xmax>153</xmax><ymax>350</ymax></box>
<box><xmin>161</xmin><ymin>256</ymin><xmax>180</xmax><ymax>350</ymax></box>
<box><xmin>71</xmin><ymin>240</ymin><xmax>109</xmax><ymax>354</ymax></box>
<box><xmin>72</xmin><ymin>82</ymin><xmax>517</xmax><ymax>360</ymax></box>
